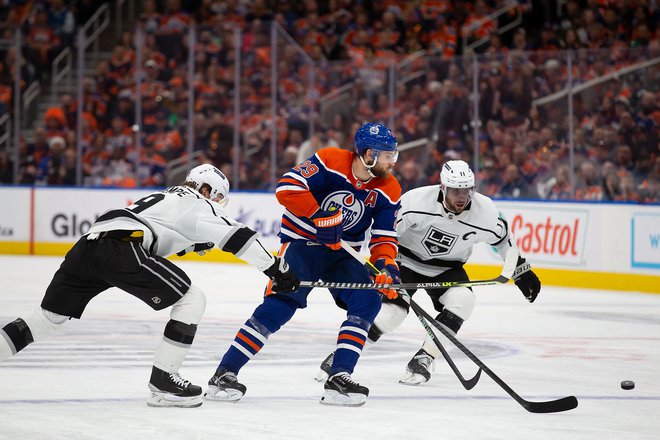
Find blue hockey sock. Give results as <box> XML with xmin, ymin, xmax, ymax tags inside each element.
<box><xmin>218</xmin><ymin>296</ymin><xmax>297</xmax><ymax>374</ymax></box>
<box><xmin>218</xmin><ymin>317</ymin><xmax>268</xmax><ymax>374</ymax></box>
<box><xmin>329</xmin><ymin>315</ymin><xmax>370</xmax><ymax>375</ymax></box>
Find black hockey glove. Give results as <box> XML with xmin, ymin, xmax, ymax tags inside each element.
<box><xmin>263</xmin><ymin>257</ymin><xmax>300</xmax><ymax>293</ymax></box>
<box><xmin>512</xmin><ymin>256</ymin><xmax>541</xmax><ymax>303</ymax></box>
<box><xmin>176</xmin><ymin>242</ymin><xmax>215</xmax><ymax>256</ymax></box>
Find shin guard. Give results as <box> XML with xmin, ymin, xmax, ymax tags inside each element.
<box><xmin>0</xmin><ymin>318</ymin><xmax>34</xmax><ymax>361</ymax></box>
<box><xmin>153</xmin><ymin>320</ymin><xmax>198</xmax><ymax>373</ymax></box>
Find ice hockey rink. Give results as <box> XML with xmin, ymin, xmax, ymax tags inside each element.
<box><xmin>0</xmin><ymin>255</ymin><xmax>658</xmax><ymax>440</ymax></box>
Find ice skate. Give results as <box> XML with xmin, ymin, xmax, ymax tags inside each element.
<box><xmin>314</xmin><ymin>351</ymin><xmax>334</xmax><ymax>382</ymax></box>
<box><xmin>203</xmin><ymin>368</ymin><xmax>247</xmax><ymax>402</ymax></box>
<box><xmin>399</xmin><ymin>349</ymin><xmax>434</xmax><ymax>386</ymax></box>
<box><xmin>147</xmin><ymin>367</ymin><xmax>202</xmax><ymax>408</ymax></box>
<box><xmin>320</xmin><ymin>372</ymin><xmax>369</xmax><ymax>407</ymax></box>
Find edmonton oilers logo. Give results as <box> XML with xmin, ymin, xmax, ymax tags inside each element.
<box><xmin>321</xmin><ymin>191</ymin><xmax>364</xmax><ymax>230</ymax></box>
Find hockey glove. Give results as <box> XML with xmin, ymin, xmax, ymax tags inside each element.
<box><xmin>311</xmin><ymin>208</ymin><xmax>343</xmax><ymax>250</ymax></box>
<box><xmin>512</xmin><ymin>256</ymin><xmax>541</xmax><ymax>303</ymax></box>
<box><xmin>263</xmin><ymin>256</ymin><xmax>300</xmax><ymax>293</ymax></box>
<box><xmin>374</xmin><ymin>258</ymin><xmax>401</xmax><ymax>300</ymax></box>
<box><xmin>176</xmin><ymin>242</ymin><xmax>215</xmax><ymax>257</ymax></box>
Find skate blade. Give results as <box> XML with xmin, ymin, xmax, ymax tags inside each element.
<box><xmin>319</xmin><ymin>389</ymin><xmax>367</xmax><ymax>407</ymax></box>
<box><xmin>203</xmin><ymin>386</ymin><xmax>244</xmax><ymax>402</ymax></box>
<box><xmin>314</xmin><ymin>369</ymin><xmax>329</xmax><ymax>383</ymax></box>
<box><xmin>398</xmin><ymin>372</ymin><xmax>429</xmax><ymax>386</ymax></box>
<box><xmin>147</xmin><ymin>391</ymin><xmax>203</xmax><ymax>408</ymax></box>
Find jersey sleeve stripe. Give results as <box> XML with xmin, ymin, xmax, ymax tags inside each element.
<box><xmin>276</xmin><ymin>185</ymin><xmax>309</xmax><ymax>193</ymax></box>
<box><xmin>489</xmin><ymin>218</ymin><xmax>510</xmax><ymax>246</ymax></box>
<box><xmin>281</xmin><ymin>218</ymin><xmax>316</xmax><ymax>240</ymax></box>
<box><xmin>279</xmin><ymin>228</ymin><xmax>313</xmax><ymax>241</ymax></box>
<box><xmin>369</xmin><ymin>236</ymin><xmax>398</xmax><ymax>245</ymax></box>
<box><xmin>220</xmin><ymin>226</ymin><xmax>258</xmax><ymax>256</ymax></box>
<box><xmin>371</xmin><ymin>229</ymin><xmax>397</xmax><ymax>237</ymax></box>
<box><xmin>278</xmin><ymin>177</ymin><xmax>307</xmax><ymax>188</ymax></box>
<box><xmin>282</xmin><ymin>172</ymin><xmax>308</xmax><ymax>186</ymax></box>
<box><xmin>283</xmin><ymin>210</ymin><xmax>315</xmax><ymax>232</ymax></box>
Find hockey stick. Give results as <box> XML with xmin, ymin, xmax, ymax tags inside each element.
<box><xmin>298</xmin><ymin>247</ymin><xmax>519</xmax><ymax>291</ymax></box>
<box><xmin>338</xmin><ymin>242</ymin><xmax>578</xmax><ymax>413</ymax></box>
<box><xmin>409</xmin><ymin>300</ymin><xmax>578</xmax><ymax>413</ymax></box>
<box><xmin>338</xmin><ymin>242</ymin><xmax>482</xmax><ymax>390</ymax></box>
<box><xmin>411</xmin><ymin>302</ymin><xmax>481</xmax><ymax>390</ymax></box>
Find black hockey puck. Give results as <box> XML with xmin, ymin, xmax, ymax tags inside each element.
<box><xmin>621</xmin><ymin>380</ymin><xmax>635</xmax><ymax>390</ymax></box>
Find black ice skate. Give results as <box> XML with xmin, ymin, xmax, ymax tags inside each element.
<box><xmin>203</xmin><ymin>368</ymin><xmax>247</xmax><ymax>402</ymax></box>
<box><xmin>399</xmin><ymin>348</ymin><xmax>434</xmax><ymax>386</ymax></box>
<box><xmin>314</xmin><ymin>351</ymin><xmax>335</xmax><ymax>382</ymax></box>
<box><xmin>147</xmin><ymin>366</ymin><xmax>202</xmax><ymax>408</ymax></box>
<box><xmin>320</xmin><ymin>372</ymin><xmax>369</xmax><ymax>407</ymax></box>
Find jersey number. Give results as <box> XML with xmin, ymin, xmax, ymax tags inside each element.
<box><xmin>293</xmin><ymin>160</ymin><xmax>319</xmax><ymax>178</ymax></box>
<box><xmin>127</xmin><ymin>193</ymin><xmax>165</xmax><ymax>213</ymax></box>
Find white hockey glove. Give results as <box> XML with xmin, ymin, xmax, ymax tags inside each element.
<box><xmin>176</xmin><ymin>242</ymin><xmax>215</xmax><ymax>257</ymax></box>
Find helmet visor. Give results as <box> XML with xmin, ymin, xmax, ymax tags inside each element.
<box><xmin>375</xmin><ymin>149</ymin><xmax>399</xmax><ymax>164</ymax></box>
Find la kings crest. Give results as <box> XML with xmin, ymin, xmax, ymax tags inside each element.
<box><xmin>422</xmin><ymin>226</ymin><xmax>458</xmax><ymax>256</ymax></box>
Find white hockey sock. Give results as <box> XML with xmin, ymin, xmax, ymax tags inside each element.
<box><xmin>153</xmin><ymin>340</ymin><xmax>189</xmax><ymax>374</ymax></box>
<box><xmin>22</xmin><ymin>308</ymin><xmax>68</xmax><ymax>340</ymax></box>
<box><xmin>421</xmin><ymin>334</ymin><xmax>442</xmax><ymax>359</ymax></box>
<box><xmin>152</xmin><ymin>286</ymin><xmax>206</xmax><ymax>374</ymax></box>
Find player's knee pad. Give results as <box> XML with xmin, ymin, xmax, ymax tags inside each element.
<box><xmin>439</xmin><ymin>286</ymin><xmax>475</xmax><ymax>322</ymax></box>
<box><xmin>21</xmin><ymin>307</ymin><xmax>68</xmax><ymax>342</ymax></box>
<box><xmin>368</xmin><ymin>303</ymin><xmax>408</xmax><ymax>342</ymax></box>
<box><xmin>170</xmin><ymin>284</ymin><xmax>206</xmax><ymax>325</ymax></box>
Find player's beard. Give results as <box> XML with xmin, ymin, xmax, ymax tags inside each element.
<box><xmin>371</xmin><ymin>162</ymin><xmax>392</xmax><ymax>179</ymax></box>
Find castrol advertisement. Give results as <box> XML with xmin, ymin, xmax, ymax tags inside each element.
<box><xmin>501</xmin><ymin>206</ymin><xmax>588</xmax><ymax>266</ymax></box>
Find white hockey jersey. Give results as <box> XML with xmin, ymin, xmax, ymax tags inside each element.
<box><xmin>396</xmin><ymin>185</ymin><xmax>518</xmax><ymax>277</ymax></box>
<box><xmin>87</xmin><ymin>186</ymin><xmax>275</xmax><ymax>271</ymax></box>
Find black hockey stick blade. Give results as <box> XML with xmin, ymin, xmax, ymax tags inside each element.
<box><xmin>523</xmin><ymin>396</ymin><xmax>579</xmax><ymax>414</ymax></box>
<box><xmin>411</xmin><ymin>304</ymin><xmax>481</xmax><ymax>390</ymax></box>
<box><xmin>409</xmin><ymin>300</ymin><xmax>578</xmax><ymax>413</ymax></box>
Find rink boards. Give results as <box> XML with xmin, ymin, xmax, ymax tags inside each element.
<box><xmin>0</xmin><ymin>186</ymin><xmax>658</xmax><ymax>293</ymax></box>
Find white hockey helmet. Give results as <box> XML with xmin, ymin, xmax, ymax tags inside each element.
<box><xmin>440</xmin><ymin>160</ymin><xmax>475</xmax><ymax>189</ymax></box>
<box><xmin>185</xmin><ymin>164</ymin><xmax>230</xmax><ymax>206</ymax></box>
<box><xmin>440</xmin><ymin>160</ymin><xmax>475</xmax><ymax>212</ymax></box>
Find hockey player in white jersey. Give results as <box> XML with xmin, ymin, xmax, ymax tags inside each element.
<box><xmin>316</xmin><ymin>160</ymin><xmax>540</xmax><ymax>385</ymax></box>
<box><xmin>0</xmin><ymin>164</ymin><xmax>299</xmax><ymax>407</ymax></box>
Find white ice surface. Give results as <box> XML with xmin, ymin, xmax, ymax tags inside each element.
<box><xmin>0</xmin><ymin>255</ymin><xmax>658</xmax><ymax>440</ymax></box>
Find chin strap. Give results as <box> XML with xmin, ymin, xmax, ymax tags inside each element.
<box><xmin>358</xmin><ymin>154</ymin><xmax>377</xmax><ymax>179</ymax></box>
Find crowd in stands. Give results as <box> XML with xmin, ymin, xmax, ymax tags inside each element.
<box><xmin>0</xmin><ymin>0</ymin><xmax>657</xmax><ymax>203</ymax></box>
